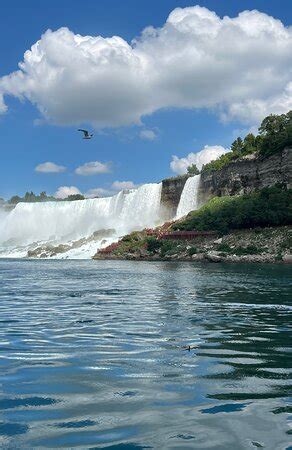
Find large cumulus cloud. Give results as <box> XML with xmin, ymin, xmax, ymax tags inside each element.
<box><xmin>170</xmin><ymin>145</ymin><xmax>229</xmax><ymax>175</ymax></box>
<box><xmin>0</xmin><ymin>6</ymin><xmax>291</xmax><ymax>127</ymax></box>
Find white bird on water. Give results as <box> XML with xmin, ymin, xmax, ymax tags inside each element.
<box><xmin>78</xmin><ymin>129</ymin><xmax>94</xmax><ymax>140</ymax></box>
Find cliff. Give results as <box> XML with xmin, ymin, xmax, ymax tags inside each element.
<box><xmin>161</xmin><ymin>174</ymin><xmax>189</xmax><ymax>218</ymax></box>
<box><xmin>199</xmin><ymin>147</ymin><xmax>291</xmax><ymax>203</ymax></box>
<box><xmin>161</xmin><ymin>148</ymin><xmax>292</xmax><ymax>214</ymax></box>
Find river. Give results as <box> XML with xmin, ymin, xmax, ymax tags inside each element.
<box><xmin>0</xmin><ymin>259</ymin><xmax>291</xmax><ymax>449</ymax></box>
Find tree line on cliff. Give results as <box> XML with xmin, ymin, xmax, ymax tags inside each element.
<box><xmin>199</xmin><ymin>110</ymin><xmax>292</xmax><ymax>173</ymax></box>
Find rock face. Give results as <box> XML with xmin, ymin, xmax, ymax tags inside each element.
<box><xmin>161</xmin><ymin>174</ymin><xmax>189</xmax><ymax>218</ymax></box>
<box><xmin>161</xmin><ymin>148</ymin><xmax>292</xmax><ymax>216</ymax></box>
<box><xmin>199</xmin><ymin>147</ymin><xmax>291</xmax><ymax>204</ymax></box>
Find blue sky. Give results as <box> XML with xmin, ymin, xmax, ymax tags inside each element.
<box><xmin>0</xmin><ymin>0</ymin><xmax>291</xmax><ymax>199</ymax></box>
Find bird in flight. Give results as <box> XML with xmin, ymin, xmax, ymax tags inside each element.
<box><xmin>78</xmin><ymin>129</ymin><xmax>94</xmax><ymax>140</ymax></box>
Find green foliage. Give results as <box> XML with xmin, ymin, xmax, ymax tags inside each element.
<box><xmin>145</xmin><ymin>237</ymin><xmax>161</xmax><ymax>252</ymax></box>
<box><xmin>233</xmin><ymin>246</ymin><xmax>263</xmax><ymax>256</ymax></box>
<box><xmin>188</xmin><ymin>246</ymin><xmax>197</xmax><ymax>256</ymax></box>
<box><xmin>217</xmin><ymin>243</ymin><xmax>232</xmax><ymax>252</ymax></box>
<box><xmin>258</xmin><ymin>111</ymin><xmax>292</xmax><ymax>157</ymax></box>
<box><xmin>65</xmin><ymin>194</ymin><xmax>85</xmax><ymax>201</ymax></box>
<box><xmin>187</xmin><ymin>164</ymin><xmax>200</xmax><ymax>175</ymax></box>
<box><xmin>202</xmin><ymin>110</ymin><xmax>292</xmax><ymax>173</ymax></box>
<box><xmin>8</xmin><ymin>191</ymin><xmax>85</xmax><ymax>204</ymax></box>
<box><xmin>174</xmin><ymin>186</ymin><xmax>292</xmax><ymax>234</ymax></box>
<box><xmin>217</xmin><ymin>243</ymin><xmax>263</xmax><ymax>255</ymax></box>
<box><xmin>160</xmin><ymin>240</ymin><xmax>180</xmax><ymax>257</ymax></box>
<box><xmin>8</xmin><ymin>191</ymin><xmax>55</xmax><ymax>204</ymax></box>
<box><xmin>8</xmin><ymin>195</ymin><xmax>22</xmax><ymax>204</ymax></box>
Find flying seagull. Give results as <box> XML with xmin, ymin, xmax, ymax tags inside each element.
<box><xmin>78</xmin><ymin>129</ymin><xmax>94</xmax><ymax>140</ymax></box>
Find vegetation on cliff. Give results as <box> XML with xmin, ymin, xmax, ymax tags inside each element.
<box><xmin>173</xmin><ymin>186</ymin><xmax>292</xmax><ymax>234</ymax></box>
<box><xmin>201</xmin><ymin>110</ymin><xmax>292</xmax><ymax>173</ymax></box>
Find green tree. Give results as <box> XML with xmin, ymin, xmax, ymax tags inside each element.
<box><xmin>65</xmin><ymin>194</ymin><xmax>85</xmax><ymax>201</ymax></box>
<box><xmin>187</xmin><ymin>164</ymin><xmax>200</xmax><ymax>175</ymax></box>
<box><xmin>231</xmin><ymin>137</ymin><xmax>244</xmax><ymax>154</ymax></box>
<box><xmin>8</xmin><ymin>195</ymin><xmax>22</xmax><ymax>204</ymax></box>
<box><xmin>259</xmin><ymin>111</ymin><xmax>292</xmax><ymax>156</ymax></box>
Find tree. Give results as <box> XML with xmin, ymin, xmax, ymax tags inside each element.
<box><xmin>187</xmin><ymin>164</ymin><xmax>200</xmax><ymax>175</ymax></box>
<box><xmin>65</xmin><ymin>194</ymin><xmax>85</xmax><ymax>201</ymax></box>
<box><xmin>231</xmin><ymin>137</ymin><xmax>244</xmax><ymax>154</ymax></box>
<box><xmin>24</xmin><ymin>191</ymin><xmax>37</xmax><ymax>202</ymax></box>
<box><xmin>8</xmin><ymin>195</ymin><xmax>22</xmax><ymax>204</ymax></box>
<box><xmin>259</xmin><ymin>111</ymin><xmax>292</xmax><ymax>156</ymax></box>
<box><xmin>40</xmin><ymin>191</ymin><xmax>47</xmax><ymax>200</ymax></box>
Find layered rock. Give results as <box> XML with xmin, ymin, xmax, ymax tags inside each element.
<box><xmin>161</xmin><ymin>148</ymin><xmax>292</xmax><ymax>215</ymax></box>
<box><xmin>160</xmin><ymin>174</ymin><xmax>189</xmax><ymax>218</ymax></box>
<box><xmin>199</xmin><ymin>147</ymin><xmax>291</xmax><ymax>203</ymax></box>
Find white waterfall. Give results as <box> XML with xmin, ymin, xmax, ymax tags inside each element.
<box><xmin>176</xmin><ymin>174</ymin><xmax>201</xmax><ymax>219</ymax></box>
<box><xmin>0</xmin><ymin>183</ymin><xmax>162</xmax><ymax>259</ymax></box>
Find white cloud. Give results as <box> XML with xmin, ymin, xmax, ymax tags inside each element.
<box><xmin>75</xmin><ymin>161</ymin><xmax>111</xmax><ymax>176</ymax></box>
<box><xmin>171</xmin><ymin>145</ymin><xmax>229</xmax><ymax>175</ymax></box>
<box><xmin>35</xmin><ymin>161</ymin><xmax>66</xmax><ymax>173</ymax></box>
<box><xmin>0</xmin><ymin>7</ymin><xmax>291</xmax><ymax>127</ymax></box>
<box><xmin>85</xmin><ymin>187</ymin><xmax>113</xmax><ymax>198</ymax></box>
<box><xmin>139</xmin><ymin>129</ymin><xmax>157</xmax><ymax>140</ymax></box>
<box><xmin>111</xmin><ymin>180</ymin><xmax>136</xmax><ymax>190</ymax></box>
<box><xmin>54</xmin><ymin>186</ymin><xmax>82</xmax><ymax>199</ymax></box>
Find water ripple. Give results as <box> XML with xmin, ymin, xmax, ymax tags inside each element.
<box><xmin>0</xmin><ymin>259</ymin><xmax>291</xmax><ymax>449</ymax></box>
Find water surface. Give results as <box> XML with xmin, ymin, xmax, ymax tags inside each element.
<box><xmin>0</xmin><ymin>260</ymin><xmax>291</xmax><ymax>449</ymax></box>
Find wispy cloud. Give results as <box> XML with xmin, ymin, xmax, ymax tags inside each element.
<box><xmin>111</xmin><ymin>180</ymin><xmax>136</xmax><ymax>190</ymax></box>
<box><xmin>35</xmin><ymin>161</ymin><xmax>66</xmax><ymax>173</ymax></box>
<box><xmin>75</xmin><ymin>161</ymin><xmax>111</xmax><ymax>176</ymax></box>
<box><xmin>139</xmin><ymin>129</ymin><xmax>157</xmax><ymax>141</ymax></box>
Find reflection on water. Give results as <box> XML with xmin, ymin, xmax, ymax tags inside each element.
<box><xmin>0</xmin><ymin>259</ymin><xmax>291</xmax><ymax>449</ymax></box>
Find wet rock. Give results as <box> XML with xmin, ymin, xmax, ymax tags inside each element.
<box><xmin>205</xmin><ymin>251</ymin><xmax>222</xmax><ymax>262</ymax></box>
<box><xmin>282</xmin><ymin>254</ymin><xmax>292</xmax><ymax>264</ymax></box>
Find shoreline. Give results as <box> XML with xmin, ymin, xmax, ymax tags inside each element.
<box><xmin>93</xmin><ymin>226</ymin><xmax>292</xmax><ymax>264</ymax></box>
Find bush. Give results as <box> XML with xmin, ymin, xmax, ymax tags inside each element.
<box><xmin>233</xmin><ymin>246</ymin><xmax>263</xmax><ymax>255</ymax></box>
<box><xmin>174</xmin><ymin>186</ymin><xmax>292</xmax><ymax>234</ymax></box>
<box><xmin>188</xmin><ymin>247</ymin><xmax>197</xmax><ymax>256</ymax></box>
<box><xmin>217</xmin><ymin>243</ymin><xmax>232</xmax><ymax>252</ymax></box>
<box><xmin>160</xmin><ymin>240</ymin><xmax>180</xmax><ymax>257</ymax></box>
<box><xmin>146</xmin><ymin>237</ymin><xmax>161</xmax><ymax>253</ymax></box>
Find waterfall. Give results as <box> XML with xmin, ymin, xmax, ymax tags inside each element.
<box><xmin>0</xmin><ymin>183</ymin><xmax>162</xmax><ymax>259</ymax></box>
<box><xmin>176</xmin><ymin>174</ymin><xmax>201</xmax><ymax>219</ymax></box>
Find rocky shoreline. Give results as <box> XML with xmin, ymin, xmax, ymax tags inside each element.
<box><xmin>93</xmin><ymin>226</ymin><xmax>292</xmax><ymax>264</ymax></box>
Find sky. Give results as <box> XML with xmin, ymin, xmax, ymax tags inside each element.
<box><xmin>0</xmin><ymin>0</ymin><xmax>291</xmax><ymax>199</ymax></box>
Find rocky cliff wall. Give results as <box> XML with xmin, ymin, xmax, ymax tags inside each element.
<box><xmin>161</xmin><ymin>148</ymin><xmax>292</xmax><ymax>216</ymax></box>
<box><xmin>160</xmin><ymin>174</ymin><xmax>189</xmax><ymax>218</ymax></box>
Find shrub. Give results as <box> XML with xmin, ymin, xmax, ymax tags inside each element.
<box><xmin>146</xmin><ymin>237</ymin><xmax>161</xmax><ymax>253</ymax></box>
<box><xmin>174</xmin><ymin>186</ymin><xmax>292</xmax><ymax>234</ymax></box>
<box><xmin>160</xmin><ymin>240</ymin><xmax>179</xmax><ymax>257</ymax></box>
<box><xmin>188</xmin><ymin>247</ymin><xmax>197</xmax><ymax>256</ymax></box>
<box><xmin>217</xmin><ymin>243</ymin><xmax>232</xmax><ymax>252</ymax></box>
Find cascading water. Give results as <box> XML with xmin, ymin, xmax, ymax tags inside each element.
<box><xmin>0</xmin><ymin>183</ymin><xmax>162</xmax><ymax>259</ymax></box>
<box><xmin>176</xmin><ymin>174</ymin><xmax>201</xmax><ymax>219</ymax></box>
